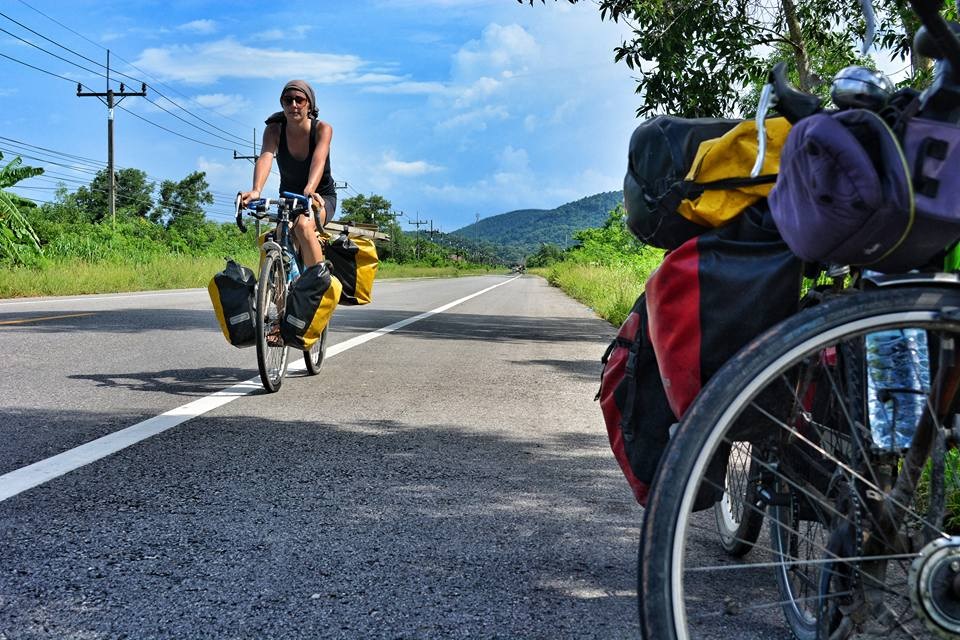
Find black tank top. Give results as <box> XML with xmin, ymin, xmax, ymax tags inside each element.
<box><xmin>277</xmin><ymin>119</ymin><xmax>335</xmax><ymax>196</ymax></box>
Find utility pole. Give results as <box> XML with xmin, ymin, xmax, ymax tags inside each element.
<box><xmin>475</xmin><ymin>212</ymin><xmax>481</xmax><ymax>262</ymax></box>
<box><xmin>233</xmin><ymin>128</ymin><xmax>258</xmax><ymax>161</ymax></box>
<box><xmin>77</xmin><ymin>50</ymin><xmax>146</xmax><ymax>228</ymax></box>
<box><xmin>407</xmin><ymin>214</ymin><xmax>428</xmax><ymax>260</ymax></box>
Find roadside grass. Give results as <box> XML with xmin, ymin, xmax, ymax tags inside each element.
<box><xmin>377</xmin><ymin>262</ymin><xmax>502</xmax><ymax>279</ymax></box>
<box><xmin>0</xmin><ymin>252</ymin><xmax>255</xmax><ymax>298</ymax></box>
<box><xmin>916</xmin><ymin>448</ymin><xmax>960</xmax><ymax>534</ymax></box>
<box><xmin>542</xmin><ymin>258</ymin><xmax>658</xmax><ymax>326</ymax></box>
<box><xmin>0</xmin><ymin>254</ymin><xmax>505</xmax><ymax>298</ymax></box>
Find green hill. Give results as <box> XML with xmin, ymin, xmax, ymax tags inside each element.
<box><xmin>449</xmin><ymin>191</ymin><xmax>623</xmax><ymax>262</ymax></box>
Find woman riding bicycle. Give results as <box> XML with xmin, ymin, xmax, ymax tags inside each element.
<box><xmin>240</xmin><ymin>79</ymin><xmax>336</xmax><ymax>268</ymax></box>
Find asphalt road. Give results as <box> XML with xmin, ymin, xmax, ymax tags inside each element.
<box><xmin>0</xmin><ymin>274</ymin><xmax>645</xmax><ymax>639</ymax></box>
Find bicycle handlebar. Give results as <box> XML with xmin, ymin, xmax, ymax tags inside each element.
<box><xmin>280</xmin><ymin>191</ymin><xmax>310</xmax><ymax>206</ymax></box>
<box><xmin>749</xmin><ymin>1</ymin><xmax>960</xmax><ymax>177</ymax></box>
<box><xmin>235</xmin><ymin>193</ymin><xmax>247</xmax><ymax>233</ymax></box>
<box><xmin>235</xmin><ymin>191</ymin><xmax>311</xmax><ymax>233</ymax></box>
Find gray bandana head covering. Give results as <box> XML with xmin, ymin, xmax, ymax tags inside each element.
<box><xmin>281</xmin><ymin>79</ymin><xmax>318</xmax><ymax>118</ymax></box>
<box><xmin>265</xmin><ymin>79</ymin><xmax>319</xmax><ymax>125</ymax></box>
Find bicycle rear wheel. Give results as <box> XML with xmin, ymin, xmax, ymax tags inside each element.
<box><xmin>303</xmin><ymin>325</ymin><xmax>328</xmax><ymax>375</ymax></box>
<box><xmin>713</xmin><ymin>441</ymin><xmax>764</xmax><ymax>557</ymax></box>
<box><xmin>255</xmin><ymin>252</ymin><xmax>289</xmax><ymax>392</ymax></box>
<box><xmin>639</xmin><ymin>286</ymin><xmax>960</xmax><ymax>640</ymax></box>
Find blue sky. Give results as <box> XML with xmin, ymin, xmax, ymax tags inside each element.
<box><xmin>0</xmin><ymin>0</ymin><xmax>639</xmax><ymax>232</ymax></box>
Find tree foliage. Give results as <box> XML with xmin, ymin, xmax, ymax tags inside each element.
<box><xmin>340</xmin><ymin>193</ymin><xmax>396</xmax><ymax>227</ymax></box>
<box><xmin>526</xmin><ymin>243</ymin><xmax>567</xmax><ymax>267</ymax></box>
<box><xmin>0</xmin><ymin>152</ymin><xmax>44</xmax><ymax>265</ymax></box>
<box><xmin>74</xmin><ymin>168</ymin><xmax>155</xmax><ymax>222</ymax></box>
<box><xmin>523</xmin><ymin>0</ymin><xmax>937</xmax><ymax>117</ymax></box>
<box><xmin>153</xmin><ymin>171</ymin><xmax>213</xmax><ymax>230</ymax></box>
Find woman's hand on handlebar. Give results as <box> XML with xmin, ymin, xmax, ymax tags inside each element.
<box><xmin>239</xmin><ymin>189</ymin><xmax>261</xmax><ymax>207</ymax></box>
<box><xmin>306</xmin><ymin>192</ymin><xmax>327</xmax><ymax>226</ymax></box>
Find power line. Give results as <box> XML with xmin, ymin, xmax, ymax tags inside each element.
<box><xmin>115</xmin><ymin>104</ymin><xmax>235</xmax><ymax>152</ymax></box>
<box><xmin>0</xmin><ymin>10</ymin><xmax>107</xmax><ymax>74</ymax></box>
<box><xmin>23</xmin><ymin>180</ymin><xmax>240</xmax><ymax>222</ymax></box>
<box><xmin>0</xmin><ymin>136</ymin><xmax>242</xmax><ymax>201</ymax></box>
<box><xmin>0</xmin><ymin>50</ymin><xmax>85</xmax><ymax>84</ymax></box>
<box><xmin>2</xmin><ymin>143</ymin><xmax>242</xmax><ymax>220</ymax></box>
<box><xmin>142</xmin><ymin>94</ymin><xmax>251</xmax><ymax>148</ymax></box>
<box><xmin>0</xmin><ymin>50</ymin><xmax>246</xmax><ymax>154</ymax></box>
<box><xmin>12</xmin><ymin>0</ymin><xmax>254</xmax><ymax>132</ymax></box>
<box><xmin>1</xmin><ymin>9</ymin><xmax>354</xmax><ymax>210</ymax></box>
<box><xmin>0</xmin><ymin>12</ymin><xmax>252</xmax><ymax>148</ymax></box>
<box><xmin>0</xmin><ymin>25</ymin><xmax>104</xmax><ymax>79</ymax></box>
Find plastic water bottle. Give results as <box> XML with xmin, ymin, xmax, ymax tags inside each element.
<box><xmin>865</xmin><ymin>328</ymin><xmax>930</xmax><ymax>450</ymax></box>
<box><xmin>282</xmin><ymin>235</ymin><xmax>300</xmax><ymax>282</ymax></box>
<box><xmin>287</xmin><ymin>254</ymin><xmax>300</xmax><ymax>282</ymax></box>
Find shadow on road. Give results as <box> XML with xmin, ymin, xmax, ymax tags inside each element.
<box><xmin>68</xmin><ymin>366</ymin><xmax>255</xmax><ymax>395</ymax></box>
<box><xmin>0</xmin><ymin>308</ymin><xmax>220</xmax><ymax>333</ymax></box>
<box><xmin>0</xmin><ymin>408</ymin><xmax>642</xmax><ymax>640</ymax></box>
<box><xmin>0</xmin><ymin>306</ymin><xmax>607</xmax><ymax>345</ymax></box>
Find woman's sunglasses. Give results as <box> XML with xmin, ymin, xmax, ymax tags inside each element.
<box><xmin>281</xmin><ymin>95</ymin><xmax>308</xmax><ymax>106</ymax></box>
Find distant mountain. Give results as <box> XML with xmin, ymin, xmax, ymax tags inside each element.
<box><xmin>449</xmin><ymin>190</ymin><xmax>623</xmax><ymax>261</ymax></box>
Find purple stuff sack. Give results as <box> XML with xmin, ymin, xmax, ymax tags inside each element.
<box><xmin>770</xmin><ymin>108</ymin><xmax>960</xmax><ymax>272</ymax></box>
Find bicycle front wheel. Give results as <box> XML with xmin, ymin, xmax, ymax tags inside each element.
<box><xmin>255</xmin><ymin>252</ymin><xmax>289</xmax><ymax>392</ymax></box>
<box><xmin>303</xmin><ymin>325</ymin><xmax>328</xmax><ymax>375</ymax></box>
<box><xmin>640</xmin><ymin>286</ymin><xmax>960</xmax><ymax>640</ymax></box>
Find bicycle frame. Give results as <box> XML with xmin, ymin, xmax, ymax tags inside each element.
<box><xmin>234</xmin><ymin>191</ymin><xmax>322</xmax><ymax>392</ymax></box>
<box><xmin>237</xmin><ymin>192</ymin><xmax>311</xmax><ymax>282</ymax></box>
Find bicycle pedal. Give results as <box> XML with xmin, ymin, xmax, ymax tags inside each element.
<box><xmin>266</xmin><ymin>324</ymin><xmax>285</xmax><ymax>347</ymax></box>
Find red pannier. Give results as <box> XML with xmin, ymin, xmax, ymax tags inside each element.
<box><xmin>645</xmin><ymin>203</ymin><xmax>803</xmax><ymax>419</ymax></box>
<box><xmin>598</xmin><ymin>204</ymin><xmax>802</xmax><ymax>506</ymax></box>
<box><xmin>597</xmin><ymin>293</ymin><xmax>676</xmax><ymax>505</ymax></box>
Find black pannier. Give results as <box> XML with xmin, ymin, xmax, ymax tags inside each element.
<box><xmin>208</xmin><ymin>259</ymin><xmax>256</xmax><ymax>348</ymax></box>
<box><xmin>280</xmin><ymin>262</ymin><xmax>341</xmax><ymax>350</ymax></box>
<box><xmin>325</xmin><ymin>233</ymin><xmax>378</xmax><ymax>305</ymax></box>
<box><xmin>623</xmin><ymin>115</ymin><xmax>741</xmax><ymax>250</ymax></box>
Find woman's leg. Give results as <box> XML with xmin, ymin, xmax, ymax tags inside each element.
<box><xmin>317</xmin><ymin>194</ymin><xmax>337</xmax><ymax>228</ymax></box>
<box><xmin>292</xmin><ymin>214</ymin><xmax>324</xmax><ymax>266</ymax></box>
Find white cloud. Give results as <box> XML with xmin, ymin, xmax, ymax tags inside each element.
<box><xmin>363</xmin><ymin>81</ymin><xmax>448</xmax><ymax>95</ymax></box>
<box><xmin>178</xmin><ymin>19</ymin><xmax>217</xmax><ymax>34</ymax></box>
<box><xmin>452</xmin><ymin>76</ymin><xmax>501</xmax><ymax>108</ymax></box>
<box><xmin>382</xmin><ymin>153</ymin><xmax>443</xmax><ymax>176</ymax></box>
<box><xmin>191</xmin><ymin>93</ymin><xmax>252</xmax><ymax>117</ymax></box>
<box><xmin>549</xmin><ymin>98</ymin><xmax>581</xmax><ymax>124</ymax></box>
<box><xmin>453</xmin><ymin>23</ymin><xmax>539</xmax><ymax>81</ymax></box>
<box><xmin>197</xmin><ymin>155</ymin><xmax>259</xmax><ymax>188</ymax></box>
<box><xmin>379</xmin><ymin>0</ymin><xmax>493</xmax><ymax>6</ymax></box>
<box><xmin>260</xmin><ymin>25</ymin><xmax>313</xmax><ymax>41</ymax></box>
<box><xmin>497</xmin><ymin>145</ymin><xmax>529</xmax><ymax>173</ymax></box>
<box><xmin>436</xmin><ymin>105</ymin><xmax>508</xmax><ymax>131</ymax></box>
<box><xmin>133</xmin><ymin>37</ymin><xmax>368</xmax><ymax>85</ymax></box>
<box><xmin>344</xmin><ymin>73</ymin><xmax>407</xmax><ymax>85</ymax></box>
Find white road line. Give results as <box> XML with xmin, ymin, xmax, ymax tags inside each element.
<box><xmin>0</xmin><ymin>290</ymin><xmax>200</xmax><ymax>306</ymax></box>
<box><xmin>0</xmin><ymin>276</ymin><xmax>519</xmax><ymax>502</ymax></box>
<box><xmin>0</xmin><ymin>276</ymin><xmax>451</xmax><ymax>307</ymax></box>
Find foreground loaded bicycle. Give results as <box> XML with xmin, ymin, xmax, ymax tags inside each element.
<box><xmin>235</xmin><ymin>192</ymin><xmax>328</xmax><ymax>392</ymax></box>
<box><xmin>639</xmin><ymin>1</ymin><xmax>960</xmax><ymax>638</ymax></box>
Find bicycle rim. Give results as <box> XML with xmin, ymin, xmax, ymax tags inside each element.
<box><xmin>713</xmin><ymin>441</ymin><xmax>764</xmax><ymax>557</ymax></box>
<box><xmin>255</xmin><ymin>253</ymin><xmax>289</xmax><ymax>392</ymax></box>
<box><xmin>640</xmin><ymin>286</ymin><xmax>960</xmax><ymax>640</ymax></box>
<box><xmin>303</xmin><ymin>325</ymin><xmax>328</xmax><ymax>375</ymax></box>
